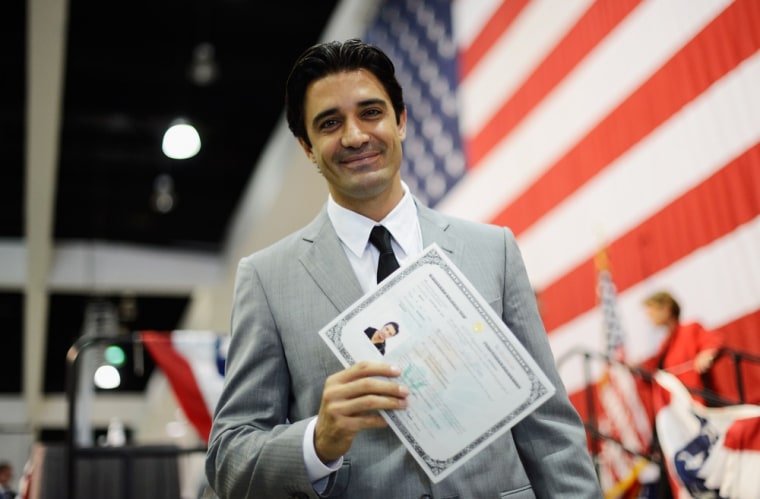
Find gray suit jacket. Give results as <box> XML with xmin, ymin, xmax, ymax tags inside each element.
<box><xmin>206</xmin><ymin>201</ymin><xmax>602</xmax><ymax>499</ymax></box>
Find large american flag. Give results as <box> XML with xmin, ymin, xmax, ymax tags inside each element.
<box><xmin>364</xmin><ymin>0</ymin><xmax>760</xmax><ymax>401</ymax></box>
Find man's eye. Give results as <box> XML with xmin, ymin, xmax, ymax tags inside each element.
<box><xmin>319</xmin><ymin>119</ymin><xmax>339</xmax><ymax>130</ymax></box>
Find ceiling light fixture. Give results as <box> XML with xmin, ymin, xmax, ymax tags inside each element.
<box><xmin>162</xmin><ymin>120</ymin><xmax>201</xmax><ymax>160</ymax></box>
<box><xmin>93</xmin><ymin>364</ymin><xmax>121</xmax><ymax>389</ymax></box>
<box><xmin>151</xmin><ymin>174</ymin><xmax>177</xmax><ymax>214</ymax></box>
<box><xmin>188</xmin><ymin>42</ymin><xmax>219</xmax><ymax>86</ymax></box>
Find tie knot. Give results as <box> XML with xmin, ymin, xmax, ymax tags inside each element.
<box><xmin>369</xmin><ymin>225</ymin><xmax>394</xmax><ymax>254</ymax></box>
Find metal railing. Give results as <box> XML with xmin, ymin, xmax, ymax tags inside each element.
<box><xmin>712</xmin><ymin>347</ymin><xmax>760</xmax><ymax>404</ymax></box>
<box><xmin>65</xmin><ymin>334</ymin><xmax>207</xmax><ymax>499</ymax></box>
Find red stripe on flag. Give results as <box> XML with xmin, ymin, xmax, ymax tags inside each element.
<box><xmin>492</xmin><ymin>0</ymin><xmax>760</xmax><ymax>235</ymax></box>
<box><xmin>458</xmin><ymin>0</ymin><xmax>529</xmax><ymax>80</ymax></box>
<box><xmin>709</xmin><ymin>308</ymin><xmax>760</xmax><ymax>405</ymax></box>
<box><xmin>141</xmin><ymin>330</ymin><xmax>213</xmax><ymax>442</ymax></box>
<box><xmin>539</xmin><ymin>142</ymin><xmax>760</xmax><ymax>333</ymax></box>
<box><xmin>720</xmin><ymin>308</ymin><xmax>760</xmax><ymax>358</ymax></box>
<box><xmin>465</xmin><ymin>0</ymin><xmax>642</xmax><ymax>167</ymax></box>
<box><xmin>723</xmin><ymin>416</ymin><xmax>760</xmax><ymax>451</ymax></box>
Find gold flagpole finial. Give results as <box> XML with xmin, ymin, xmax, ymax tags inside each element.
<box><xmin>594</xmin><ymin>247</ymin><xmax>610</xmax><ymax>272</ymax></box>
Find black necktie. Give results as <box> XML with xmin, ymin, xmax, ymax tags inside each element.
<box><xmin>369</xmin><ymin>225</ymin><xmax>400</xmax><ymax>283</ymax></box>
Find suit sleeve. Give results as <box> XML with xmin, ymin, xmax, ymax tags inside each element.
<box><xmin>499</xmin><ymin>228</ymin><xmax>603</xmax><ymax>498</ymax></box>
<box><xmin>205</xmin><ymin>256</ymin><xmax>319</xmax><ymax>499</ymax></box>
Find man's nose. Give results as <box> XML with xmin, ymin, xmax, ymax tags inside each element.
<box><xmin>340</xmin><ymin>118</ymin><xmax>369</xmax><ymax>148</ymax></box>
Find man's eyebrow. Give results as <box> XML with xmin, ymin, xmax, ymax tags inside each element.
<box><xmin>310</xmin><ymin>98</ymin><xmax>389</xmax><ymax>129</ymax></box>
<box><xmin>311</xmin><ymin>107</ymin><xmax>339</xmax><ymax>129</ymax></box>
<box><xmin>357</xmin><ymin>98</ymin><xmax>388</xmax><ymax>109</ymax></box>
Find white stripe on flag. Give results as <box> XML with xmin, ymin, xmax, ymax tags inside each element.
<box><xmin>451</xmin><ymin>0</ymin><xmax>501</xmax><ymax>50</ymax></box>
<box><xmin>457</xmin><ymin>0</ymin><xmax>594</xmax><ymax>136</ymax></box>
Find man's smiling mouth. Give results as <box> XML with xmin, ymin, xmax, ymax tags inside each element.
<box><xmin>341</xmin><ymin>151</ymin><xmax>380</xmax><ymax>168</ymax></box>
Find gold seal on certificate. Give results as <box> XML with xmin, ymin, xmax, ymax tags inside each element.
<box><xmin>319</xmin><ymin>243</ymin><xmax>556</xmax><ymax>483</ymax></box>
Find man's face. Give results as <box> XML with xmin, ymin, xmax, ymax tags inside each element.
<box><xmin>298</xmin><ymin>69</ymin><xmax>407</xmax><ymax>213</ymax></box>
<box><xmin>378</xmin><ymin>323</ymin><xmax>398</xmax><ymax>341</ymax></box>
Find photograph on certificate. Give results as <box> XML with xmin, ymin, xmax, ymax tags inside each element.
<box><xmin>319</xmin><ymin>244</ymin><xmax>556</xmax><ymax>482</ymax></box>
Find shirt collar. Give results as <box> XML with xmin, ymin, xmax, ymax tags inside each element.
<box><xmin>327</xmin><ymin>181</ymin><xmax>419</xmax><ymax>259</ymax></box>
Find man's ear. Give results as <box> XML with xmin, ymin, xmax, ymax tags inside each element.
<box><xmin>398</xmin><ymin>109</ymin><xmax>408</xmax><ymax>141</ymax></box>
<box><xmin>298</xmin><ymin>137</ymin><xmax>316</xmax><ymax>163</ymax></box>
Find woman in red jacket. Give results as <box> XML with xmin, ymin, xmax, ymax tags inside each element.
<box><xmin>644</xmin><ymin>291</ymin><xmax>723</xmax><ymax>399</ymax></box>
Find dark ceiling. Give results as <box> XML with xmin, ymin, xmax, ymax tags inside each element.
<box><xmin>58</xmin><ymin>0</ymin><xmax>339</xmax><ymax>250</ymax></box>
<box><xmin>1</xmin><ymin>0</ymin><xmax>340</xmax><ymax>396</ymax></box>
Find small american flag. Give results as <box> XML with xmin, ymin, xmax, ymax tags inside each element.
<box><xmin>596</xmin><ymin>250</ymin><xmax>625</xmax><ymax>362</ymax></box>
<box><xmin>594</xmin><ymin>250</ymin><xmax>654</xmax><ymax>497</ymax></box>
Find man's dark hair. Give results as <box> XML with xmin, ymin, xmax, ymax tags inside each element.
<box><xmin>285</xmin><ymin>38</ymin><xmax>405</xmax><ymax>148</ymax></box>
<box><xmin>386</xmin><ymin>321</ymin><xmax>400</xmax><ymax>335</ymax></box>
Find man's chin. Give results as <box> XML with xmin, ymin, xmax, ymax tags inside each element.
<box><xmin>348</xmin><ymin>173</ymin><xmax>395</xmax><ymax>196</ymax></box>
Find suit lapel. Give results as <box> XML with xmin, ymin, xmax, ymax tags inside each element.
<box><xmin>416</xmin><ymin>201</ymin><xmax>464</xmax><ymax>262</ymax></box>
<box><xmin>298</xmin><ymin>207</ymin><xmax>364</xmax><ymax>312</ymax></box>
<box><xmin>297</xmin><ymin>200</ymin><xmax>464</xmax><ymax>312</ymax></box>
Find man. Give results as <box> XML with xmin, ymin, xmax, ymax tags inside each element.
<box><xmin>364</xmin><ymin>321</ymin><xmax>399</xmax><ymax>355</ymax></box>
<box><xmin>0</xmin><ymin>462</ymin><xmax>16</xmax><ymax>499</ymax></box>
<box><xmin>206</xmin><ymin>39</ymin><xmax>601</xmax><ymax>498</ymax></box>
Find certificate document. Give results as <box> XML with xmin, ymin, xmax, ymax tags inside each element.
<box><xmin>319</xmin><ymin>243</ymin><xmax>556</xmax><ymax>482</ymax></box>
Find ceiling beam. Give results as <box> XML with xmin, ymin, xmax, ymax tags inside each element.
<box><xmin>24</xmin><ymin>0</ymin><xmax>69</xmax><ymax>431</ymax></box>
<box><xmin>1</xmin><ymin>240</ymin><xmax>222</xmax><ymax>292</ymax></box>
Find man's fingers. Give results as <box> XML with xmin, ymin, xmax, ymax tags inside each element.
<box><xmin>323</xmin><ymin>362</ymin><xmax>408</xmax><ymax>406</ymax></box>
<box><xmin>331</xmin><ymin>361</ymin><xmax>402</xmax><ymax>383</ymax></box>
<box><xmin>321</xmin><ymin>379</ymin><xmax>409</xmax><ymax>427</ymax></box>
<box><xmin>330</xmin><ymin>392</ymin><xmax>409</xmax><ymax>415</ymax></box>
<box><xmin>314</xmin><ymin>362</ymin><xmax>409</xmax><ymax>461</ymax></box>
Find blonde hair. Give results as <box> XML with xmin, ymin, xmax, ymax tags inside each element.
<box><xmin>643</xmin><ymin>291</ymin><xmax>680</xmax><ymax>320</ymax></box>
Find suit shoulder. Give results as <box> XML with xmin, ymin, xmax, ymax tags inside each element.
<box><xmin>237</xmin><ymin>220</ymin><xmax>322</xmax><ymax>269</ymax></box>
<box><xmin>428</xmin><ymin>208</ymin><xmax>515</xmax><ymax>241</ymax></box>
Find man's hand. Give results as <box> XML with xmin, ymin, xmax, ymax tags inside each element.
<box><xmin>314</xmin><ymin>361</ymin><xmax>409</xmax><ymax>463</ymax></box>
